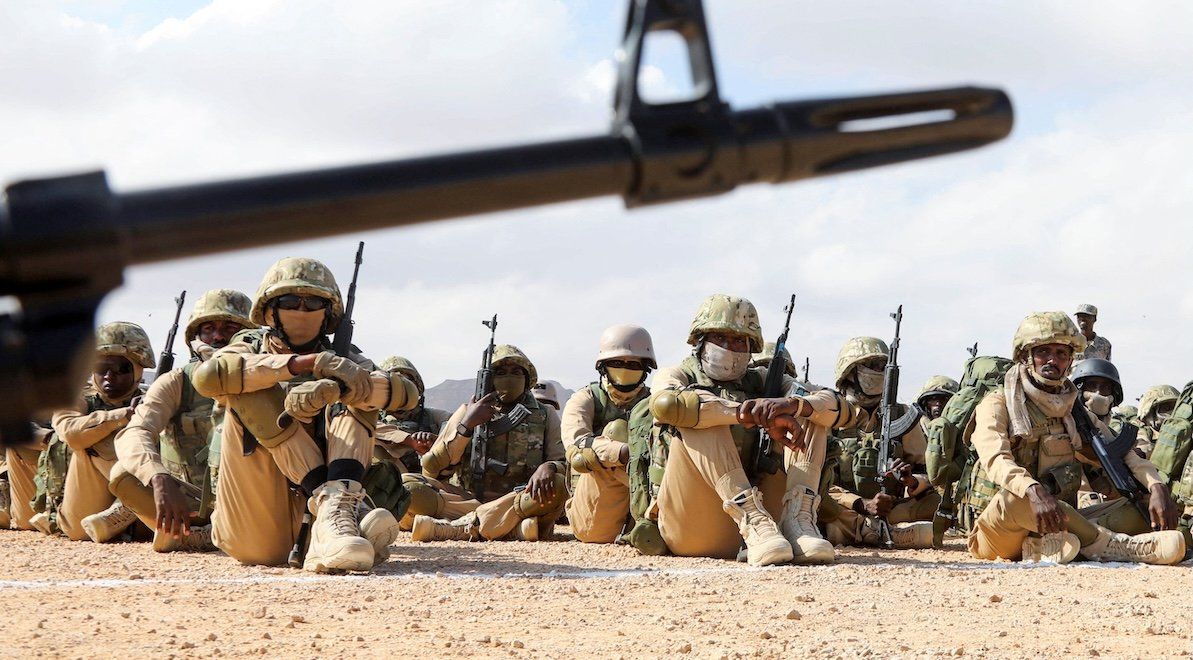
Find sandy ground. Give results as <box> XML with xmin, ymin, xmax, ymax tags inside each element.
<box><xmin>0</xmin><ymin>527</ymin><xmax>1189</xmax><ymax>659</ymax></box>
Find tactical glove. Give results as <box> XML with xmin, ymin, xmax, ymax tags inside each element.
<box><xmin>311</xmin><ymin>351</ymin><xmax>372</xmax><ymax>404</ymax></box>
<box><xmin>285</xmin><ymin>379</ymin><xmax>341</xmax><ymax>423</ymax></box>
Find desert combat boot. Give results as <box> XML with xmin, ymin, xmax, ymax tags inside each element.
<box><xmin>723</xmin><ymin>488</ymin><xmax>793</xmax><ymax>566</ymax></box>
<box><xmin>779</xmin><ymin>487</ymin><xmax>834</xmax><ymax>564</ymax></box>
<box><xmin>81</xmin><ymin>499</ymin><xmax>138</xmax><ymax>543</ymax></box>
<box><xmin>303</xmin><ymin>480</ymin><xmax>375</xmax><ymax>573</ymax></box>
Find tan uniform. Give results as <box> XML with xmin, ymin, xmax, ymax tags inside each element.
<box><xmin>5</xmin><ymin>424</ymin><xmax>51</xmax><ymax>530</ymax></box>
<box><xmin>650</xmin><ymin>363</ymin><xmax>857</xmax><ymax>559</ymax></box>
<box><xmin>375</xmin><ymin>406</ymin><xmax>452</xmax><ymax>474</ymax></box>
<box><xmin>562</xmin><ymin>384</ymin><xmax>646</xmax><ymax>543</ymax></box>
<box><xmin>823</xmin><ymin>406</ymin><xmax>940</xmax><ymax>545</ymax></box>
<box><xmin>194</xmin><ymin>332</ymin><xmax>398</xmax><ymax>566</ymax></box>
<box><xmin>415</xmin><ymin>397</ymin><xmax>565</xmax><ymax>540</ymax></box>
<box><xmin>51</xmin><ymin>390</ymin><xmax>137</xmax><ymax>541</ymax></box>
<box><xmin>967</xmin><ymin>389</ymin><xmax>1162</xmax><ymax>561</ymax></box>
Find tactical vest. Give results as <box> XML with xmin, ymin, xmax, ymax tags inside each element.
<box><xmin>569</xmin><ymin>382</ymin><xmax>648</xmax><ymax>491</ymax></box>
<box><xmin>160</xmin><ymin>361</ymin><xmax>216</xmax><ymax>487</ymax></box>
<box><xmin>456</xmin><ymin>393</ymin><xmax>549</xmax><ymax>500</ymax></box>
<box><xmin>964</xmin><ymin>390</ymin><xmax>1081</xmax><ymax>524</ymax></box>
<box><xmin>830</xmin><ymin>404</ymin><xmax>907</xmax><ymax>499</ymax></box>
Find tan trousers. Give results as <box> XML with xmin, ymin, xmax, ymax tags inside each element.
<box><xmin>656</xmin><ymin>426</ymin><xmax>824</xmax><ymax>559</ymax></box>
<box><xmin>473</xmin><ymin>473</ymin><xmax>568</xmax><ymax>540</ymax></box>
<box><xmin>59</xmin><ymin>450</ymin><xmax>117</xmax><ymax>541</ymax></box>
<box><xmin>108</xmin><ymin>464</ymin><xmax>205</xmax><ymax>535</ymax></box>
<box><xmin>824</xmin><ymin>490</ymin><xmax>942</xmax><ymax>546</ymax></box>
<box><xmin>5</xmin><ymin>445</ymin><xmax>41</xmax><ymax>530</ymax></box>
<box><xmin>968</xmin><ymin>490</ymin><xmax>1109</xmax><ymax>561</ymax></box>
<box><xmin>400</xmin><ymin>473</ymin><xmax>481</xmax><ymax>530</ymax></box>
<box><xmin>566</xmin><ymin>467</ymin><xmax>630</xmax><ymax>544</ymax></box>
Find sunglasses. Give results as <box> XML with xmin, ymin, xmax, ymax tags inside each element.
<box><xmin>603</xmin><ymin>360</ymin><xmax>644</xmax><ymax>369</ymax></box>
<box><xmin>274</xmin><ymin>294</ymin><xmax>330</xmax><ymax>311</ymax></box>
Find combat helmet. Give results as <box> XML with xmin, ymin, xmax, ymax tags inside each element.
<box><xmin>95</xmin><ymin>322</ymin><xmax>156</xmax><ymax>369</ymax></box>
<box><xmin>379</xmin><ymin>355</ymin><xmax>425</xmax><ymax>394</ymax></box>
<box><xmin>250</xmin><ymin>257</ymin><xmax>344</xmax><ymax>329</ymax></box>
<box><xmin>595</xmin><ymin>324</ymin><xmax>657</xmax><ymax>369</ymax></box>
<box><xmin>916</xmin><ymin>375</ymin><xmax>960</xmax><ymax>407</ymax></box>
<box><xmin>834</xmin><ymin>337</ymin><xmax>889</xmax><ymax>390</ymax></box>
<box><xmin>491</xmin><ymin>344</ymin><xmax>538</xmax><ymax>389</ymax></box>
<box><xmin>751</xmin><ymin>341</ymin><xmax>796</xmax><ymax>377</ymax></box>
<box><xmin>531</xmin><ymin>381</ymin><xmax>561</xmax><ymax>409</ymax></box>
<box><xmin>687</xmin><ymin>294</ymin><xmax>763</xmax><ymax>353</ymax></box>
<box><xmin>1011</xmin><ymin>311</ymin><xmax>1087</xmax><ymax>362</ymax></box>
<box><xmin>185</xmin><ymin>289</ymin><xmax>255</xmax><ymax>344</ymax></box>
<box><xmin>1069</xmin><ymin>358</ymin><xmax>1123</xmax><ymax>405</ymax></box>
<box><xmin>1139</xmin><ymin>384</ymin><xmax>1180</xmax><ymax>421</ymax></box>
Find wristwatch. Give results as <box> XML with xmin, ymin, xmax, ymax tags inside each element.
<box><xmin>456</xmin><ymin>423</ymin><xmax>474</xmax><ymax>438</ymax></box>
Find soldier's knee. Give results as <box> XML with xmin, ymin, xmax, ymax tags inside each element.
<box><xmin>514</xmin><ymin>474</ymin><xmax>568</xmax><ymax>518</ymax></box>
<box><xmin>108</xmin><ymin>466</ymin><xmax>156</xmax><ymax>518</ymax></box>
<box><xmin>403</xmin><ymin>478</ymin><xmax>443</xmax><ymax>517</ymax></box>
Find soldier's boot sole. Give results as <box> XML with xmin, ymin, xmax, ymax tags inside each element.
<box><xmin>29</xmin><ymin>512</ymin><xmax>53</xmax><ymax>535</ymax></box>
<box><xmin>360</xmin><ymin>507</ymin><xmax>402</xmax><ymax>564</ymax></box>
<box><xmin>302</xmin><ymin>536</ymin><xmax>375</xmax><ymax>574</ymax></box>
<box><xmin>1021</xmin><ymin>532</ymin><xmax>1080</xmax><ymax>564</ymax></box>
<box><xmin>152</xmin><ymin>525</ymin><xmax>216</xmax><ymax>553</ymax></box>
<box><xmin>789</xmin><ymin>538</ymin><xmax>835</xmax><ymax>565</ymax></box>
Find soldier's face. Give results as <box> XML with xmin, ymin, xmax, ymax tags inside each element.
<box><xmin>1078</xmin><ymin>376</ymin><xmax>1114</xmax><ymax>398</ymax></box>
<box><xmin>704</xmin><ymin>332</ymin><xmax>751</xmax><ymax>353</ymax></box>
<box><xmin>198</xmin><ymin>320</ymin><xmax>245</xmax><ymax>349</ymax></box>
<box><xmin>1075</xmin><ymin>313</ymin><xmax>1095</xmax><ymax>335</ymax></box>
<box><xmin>921</xmin><ymin>394</ymin><xmax>950</xmax><ymax>420</ymax></box>
<box><xmin>1030</xmin><ymin>343</ymin><xmax>1073</xmax><ymax>380</ymax></box>
<box><xmin>94</xmin><ymin>356</ymin><xmax>136</xmax><ymax>398</ymax></box>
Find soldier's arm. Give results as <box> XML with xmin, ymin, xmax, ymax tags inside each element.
<box><xmin>542</xmin><ymin>405</ymin><xmax>566</xmax><ymax>473</ymax></box>
<box><xmin>421</xmin><ymin>405</ymin><xmax>469</xmax><ymax>478</ymax></box>
<box><xmin>897</xmin><ymin>422</ymin><xmax>932</xmax><ymax>497</ymax></box>
<box><xmin>793</xmin><ymin>388</ymin><xmax>863</xmax><ymax>430</ymax></box>
<box><xmin>828</xmin><ymin>484</ymin><xmax>863</xmax><ymax>511</ymax></box>
<box><xmin>562</xmin><ymin>388</ymin><xmax>598</xmax><ymax>463</ymax></box>
<box><xmin>114</xmin><ymin>368</ymin><xmax>184</xmax><ymax>485</ymax></box>
<box><xmin>1123</xmin><ymin>444</ymin><xmax>1164</xmax><ymax>489</ymax></box>
<box><xmin>52</xmin><ymin>396</ymin><xmax>131</xmax><ymax>452</ymax></box>
<box><xmin>649</xmin><ymin>365</ymin><xmax>741</xmax><ymax>429</ymax></box>
<box><xmin>193</xmin><ymin>342</ymin><xmax>293</xmax><ymax>398</ymax></box>
<box><xmin>347</xmin><ymin>370</ymin><xmax>420</xmax><ymax>413</ymax></box>
<box><xmin>971</xmin><ymin>392</ymin><xmax>1039</xmax><ymax>497</ymax></box>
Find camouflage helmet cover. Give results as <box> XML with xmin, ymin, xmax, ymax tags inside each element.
<box><xmin>1138</xmin><ymin>384</ymin><xmax>1179</xmax><ymax>420</ymax></box>
<box><xmin>595</xmin><ymin>324</ymin><xmax>657</xmax><ymax>369</ymax></box>
<box><xmin>379</xmin><ymin>355</ymin><xmax>425</xmax><ymax>393</ymax></box>
<box><xmin>751</xmin><ymin>341</ymin><xmax>797</xmax><ymax>377</ymax></box>
<box><xmin>1012</xmin><ymin>311</ymin><xmax>1087</xmax><ymax>361</ymax></box>
<box><xmin>834</xmin><ymin>336</ymin><xmax>889</xmax><ymax>389</ymax></box>
<box><xmin>95</xmin><ymin>322</ymin><xmax>156</xmax><ymax>369</ymax></box>
<box><xmin>185</xmin><ymin>289</ymin><xmax>256</xmax><ymax>343</ymax></box>
<box><xmin>687</xmin><ymin>294</ymin><xmax>764</xmax><ymax>353</ymax></box>
<box><xmin>916</xmin><ymin>375</ymin><xmax>960</xmax><ymax>406</ymax></box>
<box><xmin>491</xmin><ymin>344</ymin><xmax>538</xmax><ymax>389</ymax></box>
<box><xmin>250</xmin><ymin>257</ymin><xmax>344</xmax><ymax>327</ymax></box>
<box><xmin>1113</xmin><ymin>404</ymin><xmax>1138</xmax><ymax>419</ymax></box>
<box><xmin>1069</xmin><ymin>357</ymin><xmax>1123</xmax><ymax>405</ymax></box>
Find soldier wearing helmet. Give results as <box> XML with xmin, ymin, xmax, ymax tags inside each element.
<box><xmin>1072</xmin><ymin>304</ymin><xmax>1112</xmax><ymax>361</ymax></box>
<box><xmin>917</xmin><ymin>376</ymin><xmax>960</xmax><ymax>423</ymax></box>
<box><xmin>108</xmin><ymin>289</ymin><xmax>255</xmax><ymax>552</ymax></box>
<box><xmin>47</xmin><ymin>322</ymin><xmax>154</xmax><ymax>542</ymax></box>
<box><xmin>629</xmin><ymin>294</ymin><xmax>859</xmax><ymax>567</ymax></box>
<box><xmin>372</xmin><ymin>356</ymin><xmax>452</xmax><ymax>477</ymax></box>
<box><xmin>193</xmin><ymin>257</ymin><xmax>420</xmax><ymax>572</ymax></box>
<box><xmin>531</xmin><ymin>381</ymin><xmax>562</xmax><ymax>410</ymax></box>
<box><xmin>966</xmin><ymin>311</ymin><xmax>1182</xmax><ymax>566</ymax></box>
<box><xmin>557</xmin><ymin>325</ymin><xmax>656</xmax><ymax>544</ymax></box>
<box><xmin>821</xmin><ymin>338</ymin><xmax>938</xmax><ymax>551</ymax></box>
<box><xmin>1132</xmin><ymin>385</ymin><xmax>1178</xmax><ymax>458</ymax></box>
<box><xmin>1070</xmin><ymin>358</ymin><xmax>1122</xmax><ymax>426</ymax></box>
<box><xmin>410</xmin><ymin>344</ymin><xmax>566</xmax><ymax>543</ymax></box>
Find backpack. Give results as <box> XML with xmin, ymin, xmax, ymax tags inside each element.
<box><xmin>925</xmin><ymin>356</ymin><xmax>1014</xmax><ymax>487</ymax></box>
<box><xmin>1151</xmin><ymin>380</ymin><xmax>1193</xmax><ymax>503</ymax></box>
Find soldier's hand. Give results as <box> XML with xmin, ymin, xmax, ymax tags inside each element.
<box><xmin>311</xmin><ymin>351</ymin><xmax>373</xmax><ymax>405</ymax></box>
<box><xmin>525</xmin><ymin>463</ymin><xmax>558</xmax><ymax>503</ymax></box>
<box><xmin>124</xmin><ymin>396</ymin><xmax>144</xmax><ymax>420</ymax></box>
<box><xmin>461</xmin><ymin>392</ymin><xmax>500</xmax><ymax>430</ymax></box>
<box><xmin>151</xmin><ymin>473</ymin><xmax>196</xmax><ymax>539</ymax></box>
<box><xmin>859</xmin><ymin>492</ymin><xmax>895</xmax><ymax>518</ymax></box>
<box><xmin>284</xmin><ymin>379</ymin><xmax>341</xmax><ymax>423</ymax></box>
<box><xmin>764</xmin><ymin>415</ymin><xmax>807</xmax><ymax>452</ymax></box>
<box><xmin>738</xmin><ymin>397</ymin><xmax>801</xmax><ymax>427</ymax></box>
<box><xmin>1148</xmin><ymin>483</ymin><xmax>1179</xmax><ymax>531</ymax></box>
<box><xmin>405</xmin><ymin>431</ymin><xmax>437</xmax><ymax>455</ymax></box>
<box><xmin>886</xmin><ymin>458</ymin><xmax>918</xmax><ymax>489</ymax></box>
<box><xmin>1026</xmin><ymin>483</ymin><xmax>1067</xmax><ymax>534</ymax></box>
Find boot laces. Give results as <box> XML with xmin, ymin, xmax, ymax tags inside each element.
<box><xmin>105</xmin><ymin>503</ymin><xmax>137</xmax><ymax>527</ymax></box>
<box><xmin>326</xmin><ymin>488</ymin><xmax>364</xmax><ymax>535</ymax></box>
<box><xmin>1107</xmin><ymin>534</ymin><xmax>1156</xmax><ymax>557</ymax></box>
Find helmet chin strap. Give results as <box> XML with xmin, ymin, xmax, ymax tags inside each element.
<box><xmin>270</xmin><ymin>301</ymin><xmax>325</xmax><ymax>353</ymax></box>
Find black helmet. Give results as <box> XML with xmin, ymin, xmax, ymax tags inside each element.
<box><xmin>1070</xmin><ymin>358</ymin><xmax>1123</xmax><ymax>406</ymax></box>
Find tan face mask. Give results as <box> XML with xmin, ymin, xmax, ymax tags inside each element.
<box><xmin>855</xmin><ymin>365</ymin><xmax>885</xmax><ymax>396</ymax></box>
<box><xmin>1083</xmin><ymin>391</ymin><xmax>1113</xmax><ymax>417</ymax></box>
<box><xmin>606</xmin><ymin>367</ymin><xmax>646</xmax><ymax>388</ymax></box>
<box><xmin>492</xmin><ymin>375</ymin><xmax>526</xmax><ymax>404</ymax></box>
<box><xmin>274</xmin><ymin>308</ymin><xmax>325</xmax><ymax>346</ymax></box>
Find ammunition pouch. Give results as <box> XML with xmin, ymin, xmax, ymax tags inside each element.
<box><xmin>625</xmin><ymin>518</ymin><xmax>669</xmax><ymax>556</ymax></box>
<box><xmin>361</xmin><ymin>461</ymin><xmax>411</xmax><ymax>521</ymax></box>
<box><xmin>1039</xmin><ymin>461</ymin><xmax>1082</xmax><ymax>507</ymax></box>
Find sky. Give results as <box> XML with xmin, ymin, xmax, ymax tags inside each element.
<box><xmin>3</xmin><ymin>1</ymin><xmax>1193</xmax><ymax>403</ymax></box>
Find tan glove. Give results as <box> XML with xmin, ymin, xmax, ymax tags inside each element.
<box><xmin>311</xmin><ymin>351</ymin><xmax>372</xmax><ymax>405</ymax></box>
<box><xmin>284</xmin><ymin>379</ymin><xmax>341</xmax><ymax>423</ymax></box>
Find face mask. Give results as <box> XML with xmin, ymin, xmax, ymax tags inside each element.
<box><xmin>492</xmin><ymin>374</ymin><xmax>526</xmax><ymax>404</ymax></box>
<box><xmin>606</xmin><ymin>367</ymin><xmax>646</xmax><ymax>391</ymax></box>
<box><xmin>274</xmin><ymin>308</ymin><xmax>325</xmax><ymax>347</ymax></box>
<box><xmin>190</xmin><ymin>338</ymin><xmax>216</xmax><ymax>362</ymax></box>
<box><xmin>700</xmin><ymin>342</ymin><xmax>750</xmax><ymax>382</ymax></box>
<box><xmin>1151</xmin><ymin>411</ymin><xmax>1171</xmax><ymax>430</ymax></box>
<box><xmin>1083</xmin><ymin>391</ymin><xmax>1112</xmax><ymax>417</ymax></box>
<box><xmin>855</xmin><ymin>365</ymin><xmax>885</xmax><ymax>396</ymax></box>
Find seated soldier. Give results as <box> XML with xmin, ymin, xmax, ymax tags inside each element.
<box><xmin>111</xmin><ymin>289</ymin><xmax>255</xmax><ymax>552</ymax></box>
<box><xmin>531</xmin><ymin>381</ymin><xmax>562</xmax><ymax>411</ymax></box>
<box><xmin>4</xmin><ymin>422</ymin><xmax>53</xmax><ymax>531</ymax></box>
<box><xmin>409</xmin><ymin>345</ymin><xmax>566</xmax><ymax>542</ymax></box>
<box><xmin>965</xmin><ymin>311</ymin><xmax>1183</xmax><ymax>565</ymax></box>
<box><xmin>1133</xmin><ymin>385</ymin><xmax>1178</xmax><ymax>457</ymax></box>
<box><xmin>374</xmin><ymin>356</ymin><xmax>452</xmax><ymax>475</ymax></box>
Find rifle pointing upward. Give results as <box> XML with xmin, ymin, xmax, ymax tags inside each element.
<box><xmin>156</xmin><ymin>290</ymin><xmax>186</xmax><ymax>378</ymax></box>
<box><xmin>875</xmin><ymin>305</ymin><xmax>918</xmax><ymax>548</ymax></box>
<box><xmin>751</xmin><ymin>294</ymin><xmax>796</xmax><ymax>478</ymax></box>
<box><xmin>470</xmin><ymin>315</ymin><xmax>530</xmax><ymax>501</ymax></box>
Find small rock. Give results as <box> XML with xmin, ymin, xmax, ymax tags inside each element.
<box><xmin>678</xmin><ymin>643</ymin><xmax>692</xmax><ymax>654</ymax></box>
<box><xmin>290</xmin><ymin>615</ymin><xmax>305</xmax><ymax>624</ymax></box>
<box><xmin>206</xmin><ymin>633</ymin><xmax>217</xmax><ymax>642</ymax></box>
<box><xmin>794</xmin><ymin>595</ymin><xmax>815</xmax><ymax>603</ymax></box>
<box><xmin>760</xmin><ymin>631</ymin><xmax>773</xmax><ymax>640</ymax></box>
<box><xmin>1089</xmin><ymin>650</ymin><xmax>1100</xmax><ymax>657</ymax></box>
<box><xmin>128</xmin><ymin>574</ymin><xmax>143</xmax><ymax>580</ymax></box>
<box><xmin>180</xmin><ymin>642</ymin><xmax>195</xmax><ymax>650</ymax></box>
<box><xmin>952</xmin><ymin>648</ymin><xmax>965</xmax><ymax>656</ymax></box>
<box><xmin>356</xmin><ymin>636</ymin><xmax>364</xmax><ymax>642</ymax></box>
<box><xmin>786</xmin><ymin>610</ymin><xmax>802</xmax><ymax>620</ymax></box>
<box><xmin>252</xmin><ymin>606</ymin><xmax>266</xmax><ymax>619</ymax></box>
<box><xmin>479</xmin><ymin>635</ymin><xmax>491</xmax><ymax>644</ymax></box>
<box><xmin>513</xmin><ymin>641</ymin><xmax>524</xmax><ymax>649</ymax></box>
<box><xmin>120</xmin><ymin>612</ymin><xmax>130</xmax><ymax>619</ymax></box>
<box><xmin>262</xmin><ymin>633</ymin><xmax>271</xmax><ymax>640</ymax></box>
<box><xmin>989</xmin><ymin>595</ymin><xmax>1003</xmax><ymax>603</ymax></box>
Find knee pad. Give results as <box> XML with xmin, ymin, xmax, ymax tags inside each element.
<box><xmin>650</xmin><ymin>390</ymin><xmax>701</xmax><ymax>428</ymax></box>
<box><xmin>514</xmin><ymin>473</ymin><xmax>569</xmax><ymax>518</ymax></box>
<box><xmin>420</xmin><ymin>443</ymin><xmax>453</xmax><ymax>478</ymax></box>
<box><xmin>403</xmin><ymin>478</ymin><xmax>443</xmax><ymax>517</ymax></box>
<box><xmin>626</xmin><ymin>519</ymin><xmax>669</xmax><ymax>556</ymax></box>
<box><xmin>569</xmin><ymin>447</ymin><xmax>601</xmax><ymax>475</ymax></box>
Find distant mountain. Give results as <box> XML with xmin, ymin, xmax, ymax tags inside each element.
<box><xmin>425</xmin><ymin>378</ymin><xmax>575</xmax><ymax>412</ymax></box>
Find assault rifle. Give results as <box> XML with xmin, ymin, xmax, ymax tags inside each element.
<box><xmin>0</xmin><ymin>0</ymin><xmax>1014</xmax><ymax>443</ymax></box>
<box><xmin>156</xmin><ymin>290</ymin><xmax>186</xmax><ymax>378</ymax></box>
<box><xmin>470</xmin><ymin>315</ymin><xmax>530</xmax><ymax>501</ymax></box>
<box><xmin>750</xmin><ymin>294</ymin><xmax>795</xmax><ymax>479</ymax></box>
<box><xmin>875</xmin><ymin>305</ymin><xmax>919</xmax><ymax>547</ymax></box>
<box><xmin>802</xmin><ymin>357</ymin><xmax>810</xmax><ymax>384</ymax></box>
<box><xmin>287</xmin><ymin>242</ymin><xmax>365</xmax><ymax>568</ymax></box>
<box><xmin>1071</xmin><ymin>397</ymin><xmax>1152</xmax><ymax>523</ymax></box>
